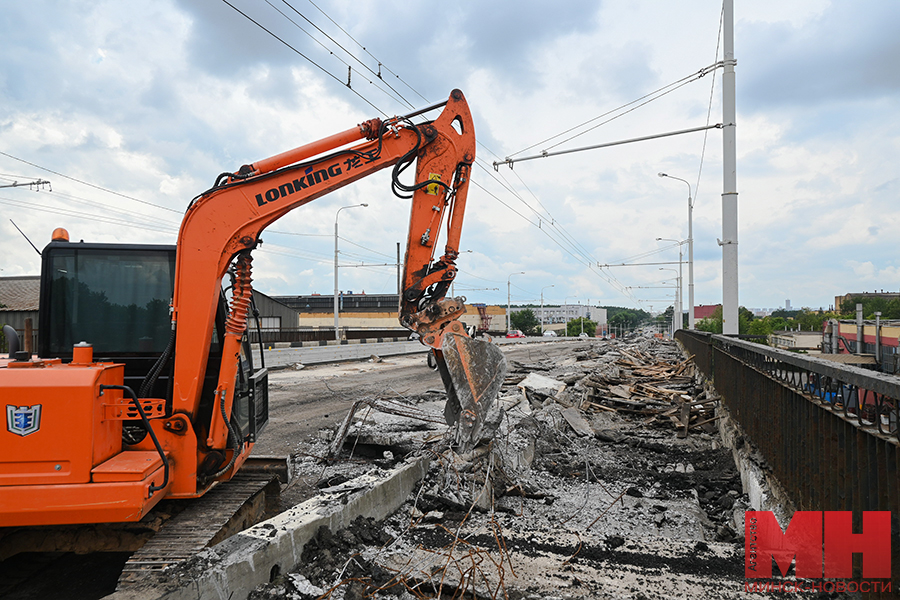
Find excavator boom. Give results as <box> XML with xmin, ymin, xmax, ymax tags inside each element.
<box><xmin>0</xmin><ymin>89</ymin><xmax>506</xmax><ymax>530</ymax></box>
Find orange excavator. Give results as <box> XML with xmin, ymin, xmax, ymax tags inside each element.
<box><xmin>0</xmin><ymin>90</ymin><xmax>507</xmax><ymax>528</ymax></box>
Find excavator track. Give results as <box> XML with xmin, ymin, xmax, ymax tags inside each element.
<box><xmin>117</xmin><ymin>470</ymin><xmax>281</xmax><ymax>588</ymax></box>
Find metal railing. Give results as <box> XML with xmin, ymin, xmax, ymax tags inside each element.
<box><xmin>676</xmin><ymin>329</ymin><xmax>900</xmax><ymax>585</ymax></box>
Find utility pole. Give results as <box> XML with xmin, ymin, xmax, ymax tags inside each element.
<box><xmin>396</xmin><ymin>242</ymin><xmax>401</xmax><ymax>296</ymax></box>
<box><xmin>721</xmin><ymin>0</ymin><xmax>739</xmax><ymax>334</ymax></box>
<box><xmin>507</xmin><ymin>271</ymin><xmax>524</xmax><ymax>332</ymax></box>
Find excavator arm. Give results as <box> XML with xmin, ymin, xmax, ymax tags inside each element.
<box><xmin>170</xmin><ymin>89</ymin><xmax>506</xmax><ymax>493</ymax></box>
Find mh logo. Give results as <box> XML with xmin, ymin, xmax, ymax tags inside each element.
<box><xmin>746</xmin><ymin>510</ymin><xmax>892</xmax><ymax>579</ymax></box>
<box><xmin>6</xmin><ymin>404</ymin><xmax>42</xmax><ymax>436</ymax></box>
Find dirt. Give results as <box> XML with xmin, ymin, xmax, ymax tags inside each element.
<box><xmin>244</xmin><ymin>336</ymin><xmax>796</xmax><ymax>599</ymax></box>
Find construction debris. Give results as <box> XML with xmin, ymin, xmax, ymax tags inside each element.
<box><xmin>236</xmin><ymin>334</ymin><xmax>782</xmax><ymax>598</ymax></box>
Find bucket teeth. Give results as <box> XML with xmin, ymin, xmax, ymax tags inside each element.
<box><xmin>436</xmin><ymin>333</ymin><xmax>508</xmax><ymax>452</ymax></box>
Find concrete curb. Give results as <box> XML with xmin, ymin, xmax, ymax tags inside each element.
<box><xmin>109</xmin><ymin>456</ymin><xmax>430</xmax><ymax>600</ymax></box>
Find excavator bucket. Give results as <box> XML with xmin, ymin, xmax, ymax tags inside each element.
<box><xmin>436</xmin><ymin>333</ymin><xmax>508</xmax><ymax>452</ymax></box>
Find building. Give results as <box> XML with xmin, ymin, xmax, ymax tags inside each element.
<box><xmin>252</xmin><ymin>291</ymin><xmax>301</xmax><ymax>331</ymax></box>
<box><xmin>769</xmin><ymin>330</ymin><xmax>821</xmax><ymax>353</ymax></box>
<box><xmin>834</xmin><ymin>291</ymin><xmax>900</xmax><ymax>313</ymax></box>
<box><xmin>693</xmin><ymin>304</ymin><xmax>721</xmax><ymax>320</ymax></box>
<box><xmin>823</xmin><ymin>319</ymin><xmax>900</xmax><ymax>373</ymax></box>
<box><xmin>273</xmin><ymin>293</ymin><xmax>508</xmax><ymax>333</ymax></box>
<box><xmin>0</xmin><ymin>275</ymin><xmax>40</xmax><ymax>351</ymax></box>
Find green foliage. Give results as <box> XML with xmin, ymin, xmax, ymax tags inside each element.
<box><xmin>566</xmin><ymin>317</ymin><xmax>597</xmax><ymax>337</ymax></box>
<box><xmin>696</xmin><ymin>306</ymin><xmax>723</xmax><ymax>334</ymax></box>
<box><xmin>510</xmin><ymin>308</ymin><xmax>540</xmax><ymax>335</ymax></box>
<box><xmin>839</xmin><ymin>296</ymin><xmax>900</xmax><ymax>319</ymax></box>
<box><xmin>606</xmin><ymin>306</ymin><xmax>651</xmax><ymax>332</ymax></box>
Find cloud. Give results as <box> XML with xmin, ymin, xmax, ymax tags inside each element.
<box><xmin>740</xmin><ymin>2</ymin><xmax>900</xmax><ymax>109</ymax></box>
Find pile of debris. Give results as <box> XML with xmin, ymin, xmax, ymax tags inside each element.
<box><xmin>248</xmin><ymin>335</ymin><xmax>770</xmax><ymax>599</ymax></box>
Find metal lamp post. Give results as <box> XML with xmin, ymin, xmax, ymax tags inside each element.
<box><xmin>659</xmin><ymin>268</ymin><xmax>681</xmax><ymax>337</ymax></box>
<box><xmin>658</xmin><ymin>173</ymin><xmax>694</xmax><ymax>329</ymax></box>
<box><xmin>507</xmin><ymin>271</ymin><xmax>524</xmax><ymax>332</ymax></box>
<box><xmin>334</xmin><ymin>203</ymin><xmax>368</xmax><ymax>341</ymax></box>
<box><xmin>657</xmin><ymin>238</ymin><xmax>685</xmax><ymax>330</ymax></box>
<box><xmin>540</xmin><ymin>284</ymin><xmax>554</xmax><ymax>334</ymax></box>
<box><xmin>564</xmin><ymin>294</ymin><xmax>577</xmax><ymax>336</ymax></box>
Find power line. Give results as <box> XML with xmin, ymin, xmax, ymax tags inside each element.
<box><xmin>506</xmin><ymin>63</ymin><xmax>721</xmax><ymax>159</ymax></box>
<box><xmin>276</xmin><ymin>0</ymin><xmax>416</xmax><ymax>109</ymax></box>
<box><xmin>303</xmin><ymin>0</ymin><xmax>429</xmax><ymax>104</ymax></box>
<box><xmin>694</xmin><ymin>2</ymin><xmax>726</xmax><ymax>205</ymax></box>
<box><xmin>0</xmin><ymin>197</ymin><xmax>178</xmax><ymax>234</ymax></box>
<box><xmin>219</xmin><ymin>0</ymin><xmax>387</xmax><ymax>116</ymax></box>
<box><xmin>0</xmin><ymin>149</ymin><xmax>181</xmax><ymax>214</ymax></box>
<box><xmin>262</xmin><ymin>0</ymin><xmax>413</xmax><ymax>110</ymax></box>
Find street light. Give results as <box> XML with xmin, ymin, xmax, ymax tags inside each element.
<box><xmin>657</xmin><ymin>237</ymin><xmax>686</xmax><ymax>331</ymax></box>
<box><xmin>659</xmin><ymin>268</ymin><xmax>680</xmax><ymax>337</ymax></box>
<box><xmin>658</xmin><ymin>173</ymin><xmax>694</xmax><ymax>330</ymax></box>
<box><xmin>540</xmin><ymin>284</ymin><xmax>554</xmax><ymax>334</ymax></box>
<box><xmin>507</xmin><ymin>271</ymin><xmax>524</xmax><ymax>332</ymax></box>
<box><xmin>564</xmin><ymin>294</ymin><xmax>577</xmax><ymax>336</ymax></box>
<box><xmin>334</xmin><ymin>203</ymin><xmax>368</xmax><ymax>341</ymax></box>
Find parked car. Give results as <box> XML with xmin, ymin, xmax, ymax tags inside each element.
<box><xmin>578</xmin><ymin>332</ymin><xmax>589</xmax><ymax>338</ymax></box>
<box><xmin>506</xmin><ymin>329</ymin><xmax>525</xmax><ymax>338</ymax></box>
<box><xmin>542</xmin><ymin>330</ymin><xmax>557</xmax><ymax>337</ymax></box>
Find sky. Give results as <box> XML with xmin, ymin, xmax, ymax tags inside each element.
<box><xmin>2</xmin><ymin>0</ymin><xmax>899</xmax><ymax>315</ymax></box>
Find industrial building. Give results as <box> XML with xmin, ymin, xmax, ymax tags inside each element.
<box><xmin>273</xmin><ymin>293</ymin><xmax>508</xmax><ymax>335</ymax></box>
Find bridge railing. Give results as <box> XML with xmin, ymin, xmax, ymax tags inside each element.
<box><xmin>676</xmin><ymin>329</ymin><xmax>899</xmax><ymax>583</ymax></box>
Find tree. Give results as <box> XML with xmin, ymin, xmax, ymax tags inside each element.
<box><xmin>606</xmin><ymin>307</ymin><xmax>651</xmax><ymax>332</ymax></box>
<box><xmin>695</xmin><ymin>306</ymin><xmax>723</xmax><ymax>334</ymax></box>
<box><xmin>566</xmin><ymin>317</ymin><xmax>597</xmax><ymax>337</ymax></box>
<box><xmin>510</xmin><ymin>308</ymin><xmax>540</xmax><ymax>335</ymax></box>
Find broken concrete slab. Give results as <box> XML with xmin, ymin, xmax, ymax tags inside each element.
<box><xmin>517</xmin><ymin>372</ymin><xmax>566</xmax><ymax>398</ymax></box>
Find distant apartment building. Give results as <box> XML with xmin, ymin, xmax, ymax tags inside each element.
<box><xmin>510</xmin><ymin>304</ymin><xmax>607</xmax><ymax>330</ymax></box>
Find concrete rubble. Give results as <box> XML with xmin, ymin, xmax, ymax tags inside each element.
<box><xmin>132</xmin><ymin>334</ymin><xmax>812</xmax><ymax>599</ymax></box>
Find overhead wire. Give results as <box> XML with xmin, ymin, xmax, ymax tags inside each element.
<box><xmin>694</xmin><ymin>2</ymin><xmax>725</xmax><ymax>206</ymax></box>
<box><xmin>0</xmin><ymin>197</ymin><xmax>178</xmax><ymax>234</ymax></box>
<box><xmin>506</xmin><ymin>64</ymin><xmax>721</xmax><ymax>159</ymax></box>
<box><xmin>303</xmin><ymin>0</ymin><xmax>429</xmax><ymax>104</ymax></box>
<box><xmin>262</xmin><ymin>0</ymin><xmax>415</xmax><ymax>110</ymax></box>
<box><xmin>0</xmin><ymin>149</ymin><xmax>181</xmax><ymax>214</ymax></box>
<box><xmin>277</xmin><ymin>0</ymin><xmax>416</xmax><ymax>109</ymax></box>
<box><xmin>219</xmin><ymin>0</ymin><xmax>387</xmax><ymax>116</ymax></box>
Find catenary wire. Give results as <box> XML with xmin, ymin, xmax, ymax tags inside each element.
<box><xmin>303</xmin><ymin>0</ymin><xmax>429</xmax><ymax>103</ymax></box>
<box><xmin>694</xmin><ymin>2</ymin><xmax>725</xmax><ymax>206</ymax></box>
<box><xmin>0</xmin><ymin>149</ymin><xmax>181</xmax><ymax>214</ymax></box>
<box><xmin>277</xmin><ymin>0</ymin><xmax>416</xmax><ymax>109</ymax></box>
<box><xmin>262</xmin><ymin>0</ymin><xmax>414</xmax><ymax>110</ymax></box>
<box><xmin>506</xmin><ymin>64</ymin><xmax>720</xmax><ymax>159</ymax></box>
<box><xmin>219</xmin><ymin>0</ymin><xmax>387</xmax><ymax>116</ymax></box>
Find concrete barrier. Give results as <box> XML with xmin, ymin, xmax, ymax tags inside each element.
<box><xmin>110</xmin><ymin>456</ymin><xmax>430</xmax><ymax>600</ymax></box>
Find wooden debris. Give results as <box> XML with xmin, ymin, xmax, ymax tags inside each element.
<box><xmin>560</xmin><ymin>407</ymin><xmax>594</xmax><ymax>437</ymax></box>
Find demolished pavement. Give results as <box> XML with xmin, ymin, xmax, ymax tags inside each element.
<box><xmin>118</xmin><ymin>334</ymin><xmax>811</xmax><ymax>600</ymax></box>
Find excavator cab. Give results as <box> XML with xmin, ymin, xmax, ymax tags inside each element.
<box><xmin>38</xmin><ymin>239</ymin><xmax>268</xmax><ymax>449</ymax></box>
